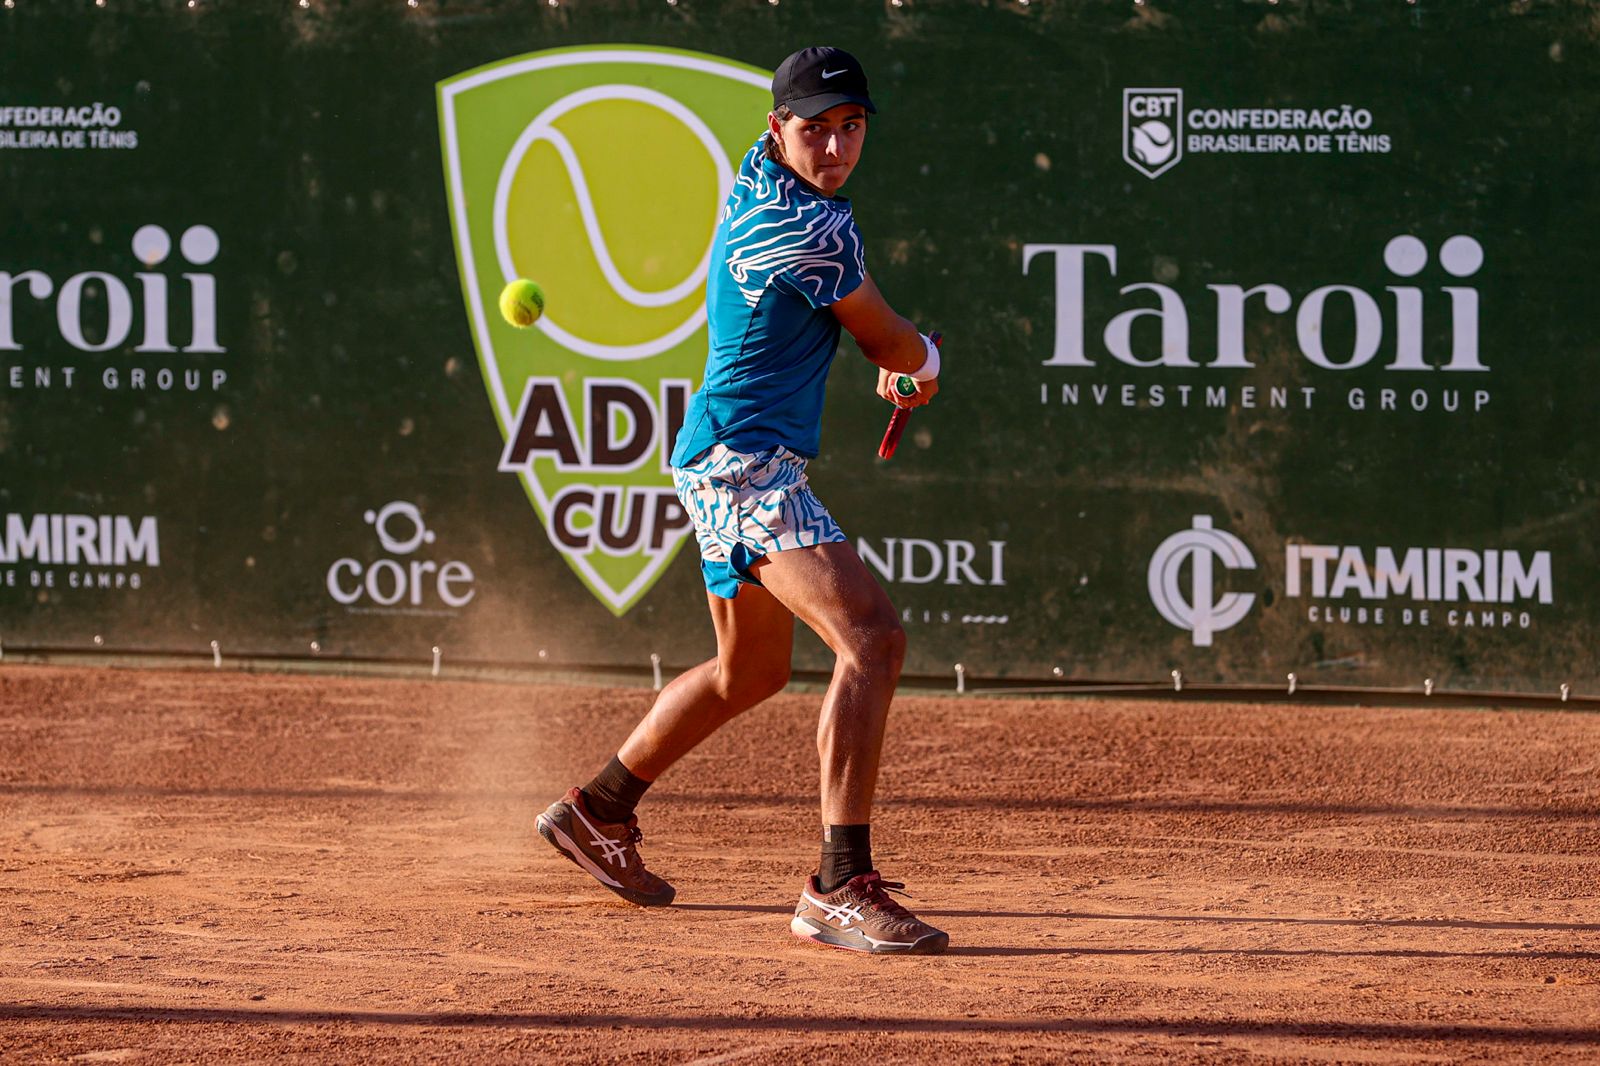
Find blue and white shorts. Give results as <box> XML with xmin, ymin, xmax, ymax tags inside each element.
<box><xmin>671</xmin><ymin>444</ymin><xmax>846</xmax><ymax>599</ymax></box>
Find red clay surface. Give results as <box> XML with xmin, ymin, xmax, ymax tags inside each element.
<box><xmin>2</xmin><ymin>664</ymin><xmax>1599</xmax><ymax>1063</ymax></box>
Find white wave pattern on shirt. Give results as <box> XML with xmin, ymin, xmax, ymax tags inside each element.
<box><xmin>723</xmin><ymin>144</ymin><xmax>865</xmax><ymax>308</ymax></box>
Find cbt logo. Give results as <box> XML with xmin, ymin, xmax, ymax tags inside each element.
<box><xmin>1123</xmin><ymin>88</ymin><xmax>1183</xmax><ymax>179</ymax></box>
<box><xmin>1147</xmin><ymin>515</ymin><xmax>1256</xmax><ymax>646</ymax></box>
<box><xmin>325</xmin><ymin>501</ymin><xmax>475</xmax><ymax>612</ymax></box>
<box><xmin>439</xmin><ymin>47</ymin><xmax>770</xmax><ymax>615</ymax></box>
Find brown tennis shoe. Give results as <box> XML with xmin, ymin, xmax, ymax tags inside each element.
<box><xmin>535</xmin><ymin>787</ymin><xmax>676</xmax><ymax>907</ymax></box>
<box><xmin>790</xmin><ymin>871</ymin><xmax>949</xmax><ymax>954</ymax></box>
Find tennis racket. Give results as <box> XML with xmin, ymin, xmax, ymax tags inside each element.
<box><xmin>877</xmin><ymin>330</ymin><xmax>941</xmax><ymax>460</ymax></box>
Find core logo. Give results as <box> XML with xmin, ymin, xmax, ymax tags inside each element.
<box><xmin>1123</xmin><ymin>88</ymin><xmax>1183</xmax><ymax>179</ymax></box>
<box><xmin>1148</xmin><ymin>516</ymin><xmax>1257</xmax><ymax>647</ymax></box>
<box><xmin>325</xmin><ymin>501</ymin><xmax>476</xmax><ymax>613</ymax></box>
<box><xmin>440</xmin><ymin>46</ymin><xmax>770</xmax><ymax>615</ymax></box>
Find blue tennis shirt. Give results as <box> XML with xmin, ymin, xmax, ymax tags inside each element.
<box><xmin>669</xmin><ymin>136</ymin><xmax>867</xmax><ymax>465</ymax></box>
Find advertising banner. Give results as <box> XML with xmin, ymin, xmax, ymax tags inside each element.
<box><xmin>2</xmin><ymin>1</ymin><xmax>1594</xmax><ymax>694</ymax></box>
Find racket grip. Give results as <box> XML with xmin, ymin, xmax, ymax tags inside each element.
<box><xmin>878</xmin><ymin>407</ymin><xmax>911</xmax><ymax>459</ymax></box>
<box><xmin>876</xmin><ymin>330</ymin><xmax>941</xmax><ymax>461</ymax></box>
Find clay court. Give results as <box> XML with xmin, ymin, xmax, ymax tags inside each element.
<box><xmin>1</xmin><ymin>665</ymin><xmax>1597</xmax><ymax>1062</ymax></box>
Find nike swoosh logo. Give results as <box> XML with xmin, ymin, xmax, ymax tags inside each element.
<box><xmin>821</xmin><ymin>68</ymin><xmax>846</xmax><ymax>79</ymax></box>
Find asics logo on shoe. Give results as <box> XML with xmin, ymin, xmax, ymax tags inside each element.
<box><xmin>570</xmin><ymin>803</ymin><xmax>630</xmax><ymax>867</ymax></box>
<box><xmin>801</xmin><ymin>890</ymin><xmax>864</xmax><ymax>927</ymax></box>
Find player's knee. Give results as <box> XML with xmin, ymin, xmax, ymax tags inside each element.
<box><xmin>880</xmin><ymin>620</ymin><xmax>907</xmax><ymax>672</ymax></box>
<box><xmin>715</xmin><ymin>658</ymin><xmax>791</xmax><ymax>708</ymax></box>
<box><xmin>842</xmin><ymin>615</ymin><xmax>905</xmax><ymax>678</ymax></box>
<box><xmin>747</xmin><ymin>660</ymin><xmax>792</xmax><ymax>702</ymax></box>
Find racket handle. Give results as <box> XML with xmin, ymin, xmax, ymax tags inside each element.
<box><xmin>877</xmin><ymin>330</ymin><xmax>940</xmax><ymax>461</ymax></box>
<box><xmin>878</xmin><ymin>407</ymin><xmax>911</xmax><ymax>459</ymax></box>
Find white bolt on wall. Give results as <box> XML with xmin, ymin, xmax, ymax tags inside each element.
<box><xmin>431</xmin><ymin>646</ymin><xmax>442</xmax><ymax>678</ymax></box>
<box><xmin>1560</xmin><ymin>683</ymin><xmax>1571</xmax><ymax>702</ymax></box>
<box><xmin>1287</xmin><ymin>672</ymin><xmax>1297</xmax><ymax>695</ymax></box>
<box><xmin>309</xmin><ymin>641</ymin><xmax>321</xmax><ymax>654</ymax></box>
<box><xmin>954</xmin><ymin>663</ymin><xmax>966</xmax><ymax>694</ymax></box>
<box><xmin>1424</xmin><ymin>677</ymin><xmax>1435</xmax><ymax>696</ymax></box>
<box><xmin>650</xmin><ymin>653</ymin><xmax>662</xmax><ymax>691</ymax></box>
<box><xmin>1171</xmin><ymin>669</ymin><xmax>1183</xmax><ymax>692</ymax></box>
<box><xmin>93</xmin><ymin>634</ymin><xmax>105</xmax><ymax>646</ymax></box>
<box><xmin>210</xmin><ymin>639</ymin><xmax>221</xmax><ymax>668</ymax></box>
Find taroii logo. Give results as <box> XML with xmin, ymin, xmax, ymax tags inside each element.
<box><xmin>1024</xmin><ymin>235</ymin><xmax>1486</xmax><ymax>373</ymax></box>
<box><xmin>439</xmin><ymin>46</ymin><xmax>770</xmax><ymax>615</ymax></box>
<box><xmin>3</xmin><ymin>224</ymin><xmax>227</xmax><ymax>388</ymax></box>
<box><xmin>1123</xmin><ymin>89</ymin><xmax>1183</xmax><ymax>179</ymax></box>
<box><xmin>1148</xmin><ymin>516</ymin><xmax>1257</xmax><ymax>647</ymax></box>
<box><xmin>325</xmin><ymin>501</ymin><xmax>475</xmax><ymax>612</ymax></box>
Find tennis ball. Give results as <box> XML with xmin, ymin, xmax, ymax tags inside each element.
<box><xmin>498</xmin><ymin>279</ymin><xmax>545</xmax><ymax>328</ymax></box>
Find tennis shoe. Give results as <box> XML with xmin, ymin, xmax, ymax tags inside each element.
<box><xmin>790</xmin><ymin>871</ymin><xmax>948</xmax><ymax>954</ymax></box>
<box><xmin>535</xmin><ymin>787</ymin><xmax>675</xmax><ymax>907</ymax></box>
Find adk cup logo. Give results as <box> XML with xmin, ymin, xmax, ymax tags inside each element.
<box><xmin>439</xmin><ymin>46</ymin><xmax>769</xmax><ymax>615</ymax></box>
<box><xmin>1123</xmin><ymin>88</ymin><xmax>1184</xmax><ymax>179</ymax></box>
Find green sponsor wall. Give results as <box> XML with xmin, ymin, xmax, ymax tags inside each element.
<box><xmin>2</xmin><ymin>0</ymin><xmax>1595</xmax><ymax>694</ymax></box>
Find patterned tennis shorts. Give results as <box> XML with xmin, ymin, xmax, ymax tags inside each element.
<box><xmin>671</xmin><ymin>444</ymin><xmax>846</xmax><ymax>599</ymax></box>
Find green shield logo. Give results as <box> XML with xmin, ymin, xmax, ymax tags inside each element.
<box><xmin>439</xmin><ymin>46</ymin><xmax>770</xmax><ymax>615</ymax></box>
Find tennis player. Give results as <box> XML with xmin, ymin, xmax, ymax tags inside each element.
<box><xmin>537</xmin><ymin>45</ymin><xmax>947</xmax><ymax>955</ymax></box>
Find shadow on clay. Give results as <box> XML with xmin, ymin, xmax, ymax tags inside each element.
<box><xmin>671</xmin><ymin>902</ymin><xmax>1600</xmax><ymax>934</ymax></box>
<box><xmin>4</xmin><ymin>782</ymin><xmax>1597</xmax><ymax>824</ymax></box>
<box><xmin>945</xmin><ymin>945</ymin><xmax>1600</xmax><ymax>961</ymax></box>
<box><xmin>2</xmin><ymin>1004</ymin><xmax>1597</xmax><ymax>1045</ymax></box>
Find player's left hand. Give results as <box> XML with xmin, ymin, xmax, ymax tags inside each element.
<box><xmin>877</xmin><ymin>367</ymin><xmax>938</xmax><ymax>409</ymax></box>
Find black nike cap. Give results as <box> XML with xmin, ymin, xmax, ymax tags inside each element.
<box><xmin>771</xmin><ymin>46</ymin><xmax>876</xmax><ymax>119</ymax></box>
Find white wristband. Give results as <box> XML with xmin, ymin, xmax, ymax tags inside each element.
<box><xmin>907</xmin><ymin>333</ymin><xmax>941</xmax><ymax>381</ymax></box>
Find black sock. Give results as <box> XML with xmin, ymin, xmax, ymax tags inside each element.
<box><xmin>817</xmin><ymin>824</ymin><xmax>873</xmax><ymax>894</ymax></box>
<box><xmin>580</xmin><ymin>755</ymin><xmax>652</xmax><ymax>824</ymax></box>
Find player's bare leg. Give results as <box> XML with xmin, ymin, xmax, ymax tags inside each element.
<box><xmin>617</xmin><ymin>585</ymin><xmax>795</xmax><ymax>780</ymax></box>
<box><xmin>535</xmin><ymin>584</ymin><xmax>794</xmax><ymax>908</ymax></box>
<box><xmin>753</xmin><ymin>540</ymin><xmax>947</xmax><ymax>953</ymax></box>
<box><xmin>750</xmin><ymin>540</ymin><xmax>903</xmax><ymax>825</ymax></box>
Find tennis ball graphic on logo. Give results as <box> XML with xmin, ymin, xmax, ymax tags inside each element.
<box><xmin>498</xmin><ymin>93</ymin><xmax>728</xmax><ymax>355</ymax></box>
<box><xmin>1130</xmin><ymin>120</ymin><xmax>1175</xmax><ymax>166</ymax></box>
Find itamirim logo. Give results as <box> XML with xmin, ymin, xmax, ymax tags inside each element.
<box><xmin>1148</xmin><ymin>515</ymin><xmax>1256</xmax><ymax>647</ymax></box>
<box><xmin>439</xmin><ymin>46</ymin><xmax>770</xmax><ymax>615</ymax></box>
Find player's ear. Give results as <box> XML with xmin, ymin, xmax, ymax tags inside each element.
<box><xmin>767</xmin><ymin>111</ymin><xmax>783</xmax><ymax>138</ymax></box>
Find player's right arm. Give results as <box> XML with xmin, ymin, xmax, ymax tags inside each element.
<box><xmin>831</xmin><ymin>274</ymin><xmax>939</xmax><ymax>408</ymax></box>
